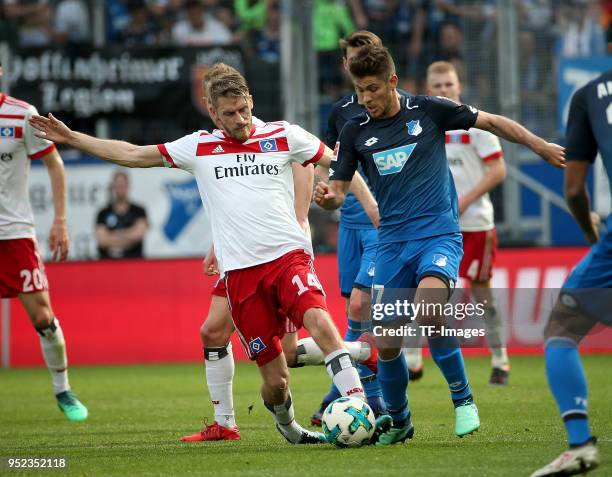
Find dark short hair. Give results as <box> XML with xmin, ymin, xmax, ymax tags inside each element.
<box><xmin>348</xmin><ymin>45</ymin><xmax>395</xmax><ymax>80</ymax></box>
<box><xmin>339</xmin><ymin>30</ymin><xmax>383</xmax><ymax>59</ymax></box>
<box><xmin>208</xmin><ymin>72</ymin><xmax>250</xmax><ymax>106</ymax></box>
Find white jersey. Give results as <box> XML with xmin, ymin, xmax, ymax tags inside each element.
<box><xmin>0</xmin><ymin>94</ymin><xmax>57</xmax><ymax>240</ymax></box>
<box><xmin>445</xmin><ymin>128</ymin><xmax>503</xmax><ymax>232</ymax></box>
<box><xmin>158</xmin><ymin>121</ymin><xmax>324</xmax><ymax>275</ymax></box>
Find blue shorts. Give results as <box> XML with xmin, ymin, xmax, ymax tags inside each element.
<box><xmin>560</xmin><ymin>234</ymin><xmax>612</xmax><ymax>325</ymax></box>
<box><xmin>372</xmin><ymin>233</ymin><xmax>463</xmax><ymax>321</ymax></box>
<box><xmin>337</xmin><ymin>225</ymin><xmax>378</xmax><ymax>297</ymax></box>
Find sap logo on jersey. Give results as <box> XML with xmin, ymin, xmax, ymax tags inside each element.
<box><xmin>258</xmin><ymin>139</ymin><xmax>278</xmax><ymax>152</ymax></box>
<box><xmin>249</xmin><ymin>337</ymin><xmax>267</xmax><ymax>354</ymax></box>
<box><xmin>372</xmin><ymin>144</ymin><xmax>416</xmax><ymax>175</ymax></box>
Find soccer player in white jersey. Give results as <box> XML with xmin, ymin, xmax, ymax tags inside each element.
<box><xmin>0</xmin><ymin>62</ymin><xmax>88</xmax><ymax>421</ymax></box>
<box><xmin>403</xmin><ymin>61</ymin><xmax>511</xmax><ymax>385</ymax></box>
<box><xmin>30</xmin><ymin>71</ymin><xmax>379</xmax><ymax>445</ymax></box>
<box><xmin>181</xmin><ymin>63</ymin><xmax>315</xmax><ymax>442</ymax></box>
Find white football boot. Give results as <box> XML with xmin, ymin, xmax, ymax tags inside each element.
<box><xmin>530</xmin><ymin>439</ymin><xmax>600</xmax><ymax>477</ymax></box>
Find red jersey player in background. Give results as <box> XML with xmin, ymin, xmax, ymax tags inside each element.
<box><xmin>403</xmin><ymin>61</ymin><xmax>510</xmax><ymax>385</ymax></box>
<box><xmin>0</xmin><ymin>62</ymin><xmax>88</xmax><ymax>420</ymax></box>
<box><xmin>30</xmin><ymin>70</ymin><xmax>384</xmax><ymax>445</ymax></box>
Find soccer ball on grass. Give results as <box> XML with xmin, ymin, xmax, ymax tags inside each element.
<box><xmin>322</xmin><ymin>397</ymin><xmax>375</xmax><ymax>448</ymax></box>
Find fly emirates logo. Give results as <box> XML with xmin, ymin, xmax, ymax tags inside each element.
<box><xmin>214</xmin><ymin>153</ymin><xmax>280</xmax><ymax>180</ymax></box>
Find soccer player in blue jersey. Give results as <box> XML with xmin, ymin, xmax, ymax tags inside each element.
<box><xmin>316</xmin><ymin>45</ymin><xmax>565</xmax><ymax>445</ymax></box>
<box><xmin>309</xmin><ymin>30</ymin><xmax>388</xmax><ymax>426</ymax></box>
<box><xmin>530</xmin><ymin>70</ymin><xmax>612</xmax><ymax>477</ymax></box>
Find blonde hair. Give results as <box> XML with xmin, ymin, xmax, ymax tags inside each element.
<box><xmin>207</xmin><ymin>72</ymin><xmax>250</xmax><ymax>107</ymax></box>
<box><xmin>203</xmin><ymin>63</ymin><xmax>241</xmax><ymax>101</ymax></box>
<box><xmin>426</xmin><ymin>61</ymin><xmax>457</xmax><ymax>78</ymax></box>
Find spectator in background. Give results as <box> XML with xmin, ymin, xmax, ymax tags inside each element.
<box><xmin>243</xmin><ymin>0</ymin><xmax>280</xmax><ymax>63</ymax></box>
<box><xmin>0</xmin><ymin>1</ymin><xmax>20</xmax><ymax>47</ymax></box>
<box><xmin>172</xmin><ymin>0</ymin><xmax>233</xmax><ymax>45</ymax></box>
<box><xmin>234</xmin><ymin>0</ymin><xmax>267</xmax><ymax>31</ymax></box>
<box><xmin>358</xmin><ymin>0</ymin><xmax>426</xmax><ymax>80</ymax></box>
<box><xmin>202</xmin><ymin>0</ymin><xmax>238</xmax><ymax>36</ymax></box>
<box><xmin>3</xmin><ymin>0</ymin><xmax>55</xmax><ymax>46</ymax></box>
<box><xmin>314</xmin><ymin>0</ymin><xmax>356</xmax><ymax>96</ymax></box>
<box><xmin>96</xmin><ymin>171</ymin><xmax>148</xmax><ymax>260</ymax></box>
<box><xmin>119</xmin><ymin>0</ymin><xmax>158</xmax><ymax>46</ymax></box>
<box><xmin>54</xmin><ymin>0</ymin><xmax>90</xmax><ymax>44</ymax></box>
<box><xmin>556</xmin><ymin>0</ymin><xmax>606</xmax><ymax>57</ymax></box>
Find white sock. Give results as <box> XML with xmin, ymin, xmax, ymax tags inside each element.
<box><xmin>204</xmin><ymin>342</ymin><xmax>236</xmax><ymax>428</ymax></box>
<box><xmin>296</xmin><ymin>338</ymin><xmax>370</xmax><ymax>365</ymax></box>
<box><xmin>483</xmin><ymin>305</ymin><xmax>509</xmax><ymax>369</ymax></box>
<box><xmin>402</xmin><ymin>333</ymin><xmax>423</xmax><ymax>369</ymax></box>
<box><xmin>38</xmin><ymin>318</ymin><xmax>70</xmax><ymax>395</ymax></box>
<box><xmin>264</xmin><ymin>393</ymin><xmax>311</xmax><ymax>443</ymax></box>
<box><xmin>324</xmin><ymin>349</ymin><xmax>365</xmax><ymax>399</ymax></box>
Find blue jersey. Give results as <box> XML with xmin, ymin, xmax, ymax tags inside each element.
<box><xmin>565</xmin><ymin>70</ymin><xmax>612</xmax><ymax>230</ymax></box>
<box><xmin>560</xmin><ymin>70</ymin><xmax>612</xmax><ymax>323</ymax></box>
<box><xmin>326</xmin><ymin>93</ymin><xmax>374</xmax><ymax>229</ymax></box>
<box><xmin>326</xmin><ymin>90</ymin><xmax>410</xmax><ymax>229</ymax></box>
<box><xmin>331</xmin><ymin>95</ymin><xmax>478</xmax><ymax>244</ymax></box>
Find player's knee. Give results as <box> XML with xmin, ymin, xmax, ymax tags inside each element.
<box><xmin>31</xmin><ymin>306</ymin><xmax>54</xmax><ymax>332</ymax></box>
<box><xmin>348</xmin><ymin>296</ymin><xmax>364</xmax><ymax>321</ymax></box>
<box><xmin>265</xmin><ymin>370</ymin><xmax>289</xmax><ymax>393</ymax></box>
<box><xmin>201</xmin><ymin>320</ymin><xmax>229</xmax><ymax>348</ymax></box>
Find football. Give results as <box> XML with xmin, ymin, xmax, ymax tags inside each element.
<box><xmin>322</xmin><ymin>397</ymin><xmax>376</xmax><ymax>448</ymax></box>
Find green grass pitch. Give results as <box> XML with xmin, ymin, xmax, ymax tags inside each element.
<box><xmin>1</xmin><ymin>355</ymin><xmax>610</xmax><ymax>476</ymax></box>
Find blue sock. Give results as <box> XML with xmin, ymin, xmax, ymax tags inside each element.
<box><xmin>428</xmin><ymin>334</ymin><xmax>472</xmax><ymax>404</ymax></box>
<box><xmin>320</xmin><ymin>385</ymin><xmax>341</xmax><ymax>410</ymax></box>
<box><xmin>344</xmin><ymin>319</ymin><xmax>371</xmax><ymax>342</ymax></box>
<box><xmin>545</xmin><ymin>338</ymin><xmax>591</xmax><ymax>446</ymax></box>
<box><xmin>377</xmin><ymin>354</ymin><xmax>409</xmax><ymax>425</ymax></box>
<box><xmin>359</xmin><ymin>365</ymin><xmax>384</xmax><ymax>399</ymax></box>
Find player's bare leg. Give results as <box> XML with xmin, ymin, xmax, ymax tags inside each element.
<box><xmin>19</xmin><ymin>291</ymin><xmax>87</xmax><ymax>422</ymax></box>
<box><xmin>181</xmin><ymin>295</ymin><xmax>240</xmax><ymax>441</ymax></box>
<box><xmin>281</xmin><ymin>331</ymin><xmax>298</xmax><ymax>366</ymax></box>
<box><xmin>471</xmin><ymin>280</ymin><xmax>510</xmax><ymax>385</ymax></box>
<box><xmin>260</xmin><ymin>352</ymin><xmax>325</xmax><ymax>444</ymax></box>
<box><xmin>293</xmin><ymin>303</ymin><xmax>377</xmax><ymax>369</ymax></box>
<box><xmin>531</xmin><ymin>302</ymin><xmax>600</xmax><ymax>476</ymax></box>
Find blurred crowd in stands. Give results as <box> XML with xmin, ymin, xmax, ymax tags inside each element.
<box><xmin>1</xmin><ymin>0</ymin><xmax>610</xmax><ymax>253</ymax></box>
<box><xmin>1</xmin><ymin>1</ymin><xmax>609</xmax><ymax>84</ymax></box>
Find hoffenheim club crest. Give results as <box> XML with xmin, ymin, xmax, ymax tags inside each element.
<box><xmin>406</xmin><ymin>120</ymin><xmax>422</xmax><ymax>136</ymax></box>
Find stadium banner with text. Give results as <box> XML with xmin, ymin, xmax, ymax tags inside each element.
<box><xmin>3</xmin><ymin>247</ymin><xmax>612</xmax><ymax>368</ymax></box>
<box><xmin>6</xmin><ymin>45</ymin><xmax>245</xmax><ymax>120</ymax></box>
<box><xmin>29</xmin><ymin>157</ymin><xmax>212</xmax><ymax>260</ymax></box>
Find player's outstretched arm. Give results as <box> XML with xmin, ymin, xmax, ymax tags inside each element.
<box><xmin>474</xmin><ymin>111</ymin><xmax>566</xmax><ymax>168</ymax></box>
<box><xmin>564</xmin><ymin>160</ymin><xmax>600</xmax><ymax>245</ymax></box>
<box><xmin>41</xmin><ymin>148</ymin><xmax>69</xmax><ymax>261</ymax></box>
<box><xmin>29</xmin><ymin>113</ymin><xmax>163</xmax><ymax>168</ymax></box>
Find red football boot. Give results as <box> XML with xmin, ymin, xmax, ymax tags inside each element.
<box><xmin>358</xmin><ymin>332</ymin><xmax>378</xmax><ymax>373</ymax></box>
<box><xmin>180</xmin><ymin>419</ymin><xmax>241</xmax><ymax>442</ymax></box>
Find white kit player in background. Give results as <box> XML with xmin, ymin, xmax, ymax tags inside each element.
<box><xmin>0</xmin><ymin>62</ymin><xmax>88</xmax><ymax>420</ymax></box>
<box><xmin>29</xmin><ymin>69</ymin><xmax>383</xmax><ymax>445</ymax></box>
<box><xmin>403</xmin><ymin>61</ymin><xmax>511</xmax><ymax>385</ymax></box>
